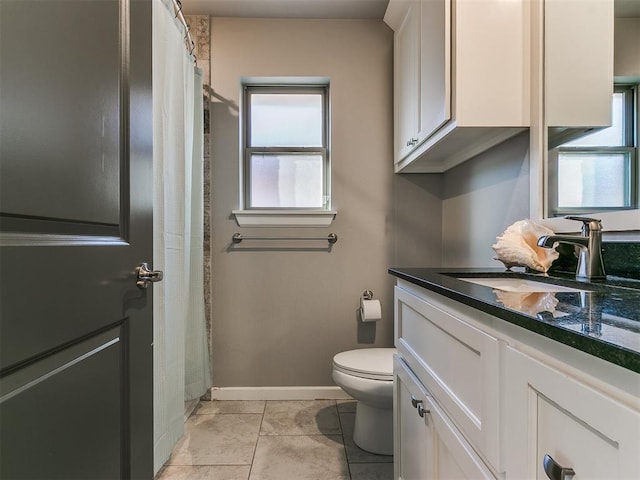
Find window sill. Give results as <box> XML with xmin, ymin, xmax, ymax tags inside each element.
<box><xmin>232</xmin><ymin>210</ymin><xmax>337</xmax><ymax>227</ymax></box>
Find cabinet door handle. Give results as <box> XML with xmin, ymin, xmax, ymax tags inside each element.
<box><xmin>417</xmin><ymin>404</ymin><xmax>429</xmax><ymax>418</ymax></box>
<box><xmin>410</xmin><ymin>395</ymin><xmax>422</xmax><ymax>408</ymax></box>
<box><xmin>543</xmin><ymin>454</ymin><xmax>575</xmax><ymax>480</ymax></box>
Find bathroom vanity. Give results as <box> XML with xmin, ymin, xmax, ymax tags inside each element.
<box><xmin>389</xmin><ymin>268</ymin><xmax>640</xmax><ymax>480</ymax></box>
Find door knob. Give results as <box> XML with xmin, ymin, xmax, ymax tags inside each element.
<box><xmin>136</xmin><ymin>262</ymin><xmax>163</xmax><ymax>289</ymax></box>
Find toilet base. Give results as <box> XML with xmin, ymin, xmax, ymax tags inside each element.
<box><xmin>352</xmin><ymin>402</ymin><xmax>393</xmax><ymax>455</ymax></box>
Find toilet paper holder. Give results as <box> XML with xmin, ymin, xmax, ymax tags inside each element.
<box><xmin>360</xmin><ymin>290</ymin><xmax>382</xmax><ymax>322</ymax></box>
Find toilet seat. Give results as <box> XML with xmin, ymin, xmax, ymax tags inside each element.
<box><xmin>333</xmin><ymin>348</ymin><xmax>395</xmax><ymax>381</ymax></box>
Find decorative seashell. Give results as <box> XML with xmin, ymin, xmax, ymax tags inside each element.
<box><xmin>494</xmin><ymin>290</ymin><xmax>559</xmax><ymax>317</ymax></box>
<box><xmin>492</xmin><ymin>219</ymin><xmax>559</xmax><ymax>272</ymax></box>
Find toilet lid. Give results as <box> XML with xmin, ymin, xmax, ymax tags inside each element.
<box><xmin>333</xmin><ymin>348</ymin><xmax>395</xmax><ymax>380</ymax></box>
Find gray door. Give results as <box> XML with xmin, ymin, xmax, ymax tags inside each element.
<box><xmin>0</xmin><ymin>1</ymin><xmax>154</xmax><ymax>478</ymax></box>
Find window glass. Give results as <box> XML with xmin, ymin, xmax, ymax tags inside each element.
<box><xmin>249</xmin><ymin>154</ymin><xmax>324</xmax><ymax>208</ymax></box>
<box><xmin>250</xmin><ymin>94</ymin><xmax>323</xmax><ymax>147</ymax></box>
<box><xmin>557</xmin><ymin>152</ymin><xmax>631</xmax><ymax>208</ymax></box>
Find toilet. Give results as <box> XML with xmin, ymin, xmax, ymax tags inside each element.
<box><xmin>332</xmin><ymin>347</ymin><xmax>396</xmax><ymax>455</ymax></box>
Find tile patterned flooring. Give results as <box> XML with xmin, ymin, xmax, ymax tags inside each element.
<box><xmin>157</xmin><ymin>400</ymin><xmax>393</xmax><ymax>480</ymax></box>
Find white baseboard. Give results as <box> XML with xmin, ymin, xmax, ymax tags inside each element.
<box><xmin>210</xmin><ymin>386</ymin><xmax>353</xmax><ymax>401</ymax></box>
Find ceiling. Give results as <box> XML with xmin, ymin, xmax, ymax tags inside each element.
<box><xmin>181</xmin><ymin>0</ymin><xmax>390</xmax><ymax>19</ymax></box>
<box><xmin>182</xmin><ymin>0</ymin><xmax>639</xmax><ymax>21</ymax></box>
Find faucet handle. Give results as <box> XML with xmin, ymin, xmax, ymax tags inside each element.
<box><xmin>565</xmin><ymin>216</ymin><xmax>602</xmax><ymax>235</ymax></box>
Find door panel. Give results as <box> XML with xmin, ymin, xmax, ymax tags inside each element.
<box><xmin>0</xmin><ymin>0</ymin><xmax>153</xmax><ymax>478</ymax></box>
<box><xmin>1</xmin><ymin>328</ymin><xmax>124</xmax><ymax>479</ymax></box>
<box><xmin>0</xmin><ymin>0</ymin><xmax>123</xmax><ymax>228</ymax></box>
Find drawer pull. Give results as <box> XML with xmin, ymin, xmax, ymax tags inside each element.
<box><xmin>417</xmin><ymin>404</ymin><xmax>429</xmax><ymax>418</ymax></box>
<box><xmin>410</xmin><ymin>396</ymin><xmax>422</xmax><ymax>408</ymax></box>
<box><xmin>543</xmin><ymin>454</ymin><xmax>575</xmax><ymax>480</ymax></box>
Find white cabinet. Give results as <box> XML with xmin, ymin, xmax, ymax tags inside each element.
<box><xmin>393</xmin><ymin>0</ymin><xmax>450</xmax><ymax>162</ymax></box>
<box><xmin>394</xmin><ymin>356</ymin><xmax>496</xmax><ymax>480</ymax></box>
<box><xmin>394</xmin><ymin>286</ymin><xmax>502</xmax><ymax>473</ymax></box>
<box><xmin>385</xmin><ymin>0</ymin><xmax>529</xmax><ymax>173</ymax></box>
<box><xmin>394</xmin><ymin>1</ymin><xmax>421</xmax><ymax>161</ymax></box>
<box><xmin>545</xmin><ymin>0</ymin><xmax>614</xmax><ymax>129</ymax></box>
<box><xmin>505</xmin><ymin>346</ymin><xmax>640</xmax><ymax>480</ymax></box>
<box><xmin>394</xmin><ymin>354</ymin><xmax>430</xmax><ymax>480</ymax></box>
<box><xmin>419</xmin><ymin>0</ymin><xmax>449</xmax><ymax>145</ymax></box>
<box><xmin>393</xmin><ymin>278</ymin><xmax>640</xmax><ymax>480</ymax></box>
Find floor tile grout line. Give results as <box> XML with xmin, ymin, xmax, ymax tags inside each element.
<box><xmin>335</xmin><ymin>400</ymin><xmax>353</xmax><ymax>480</ymax></box>
<box><xmin>247</xmin><ymin>401</ymin><xmax>268</xmax><ymax>479</ymax></box>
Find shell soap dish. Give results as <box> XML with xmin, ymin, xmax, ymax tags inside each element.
<box><xmin>492</xmin><ymin>219</ymin><xmax>559</xmax><ymax>273</ymax></box>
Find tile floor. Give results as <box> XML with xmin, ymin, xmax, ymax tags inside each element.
<box><xmin>156</xmin><ymin>399</ymin><xmax>393</xmax><ymax>480</ymax></box>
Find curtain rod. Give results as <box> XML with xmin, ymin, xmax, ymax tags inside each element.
<box><xmin>172</xmin><ymin>0</ymin><xmax>196</xmax><ymax>61</ymax></box>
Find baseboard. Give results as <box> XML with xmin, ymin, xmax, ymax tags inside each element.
<box><xmin>210</xmin><ymin>386</ymin><xmax>353</xmax><ymax>401</ymax></box>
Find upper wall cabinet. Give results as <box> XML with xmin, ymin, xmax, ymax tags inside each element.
<box><xmin>385</xmin><ymin>0</ymin><xmax>530</xmax><ymax>173</ymax></box>
<box><xmin>545</xmin><ymin>0</ymin><xmax>614</xmax><ymax>147</ymax></box>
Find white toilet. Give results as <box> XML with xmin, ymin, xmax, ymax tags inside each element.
<box><xmin>332</xmin><ymin>347</ymin><xmax>396</xmax><ymax>455</ymax></box>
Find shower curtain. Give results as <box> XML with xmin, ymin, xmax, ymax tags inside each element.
<box><xmin>152</xmin><ymin>0</ymin><xmax>212</xmax><ymax>473</ymax></box>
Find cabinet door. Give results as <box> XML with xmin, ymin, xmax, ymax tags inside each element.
<box><xmin>424</xmin><ymin>395</ymin><xmax>496</xmax><ymax>480</ymax></box>
<box><xmin>545</xmin><ymin>0</ymin><xmax>613</xmax><ymax>127</ymax></box>
<box><xmin>395</xmin><ymin>356</ymin><xmax>496</xmax><ymax>480</ymax></box>
<box><xmin>505</xmin><ymin>346</ymin><xmax>640</xmax><ymax>479</ymax></box>
<box><xmin>419</xmin><ymin>0</ymin><xmax>450</xmax><ymax>141</ymax></box>
<box><xmin>395</xmin><ymin>355</ymin><xmax>431</xmax><ymax>480</ymax></box>
<box><xmin>394</xmin><ymin>1</ymin><xmax>420</xmax><ymax>162</ymax></box>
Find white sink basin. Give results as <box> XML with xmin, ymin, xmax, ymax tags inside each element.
<box><xmin>460</xmin><ymin>277</ymin><xmax>585</xmax><ymax>293</ymax></box>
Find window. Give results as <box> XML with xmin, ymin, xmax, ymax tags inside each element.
<box><xmin>549</xmin><ymin>85</ymin><xmax>638</xmax><ymax>216</ymax></box>
<box><xmin>242</xmin><ymin>84</ymin><xmax>330</xmax><ymax>210</ymax></box>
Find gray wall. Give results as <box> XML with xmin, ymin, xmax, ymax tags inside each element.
<box><xmin>210</xmin><ymin>18</ymin><xmax>442</xmax><ymax>387</ymax></box>
<box><xmin>441</xmin><ymin>132</ymin><xmax>531</xmax><ymax>267</ymax></box>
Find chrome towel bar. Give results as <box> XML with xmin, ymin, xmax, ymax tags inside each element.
<box><xmin>232</xmin><ymin>233</ymin><xmax>338</xmax><ymax>244</ymax></box>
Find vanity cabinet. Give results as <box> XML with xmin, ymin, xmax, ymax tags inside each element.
<box><xmin>393</xmin><ymin>278</ymin><xmax>640</xmax><ymax>480</ymax></box>
<box><xmin>505</xmin><ymin>346</ymin><xmax>640</xmax><ymax>479</ymax></box>
<box><xmin>394</xmin><ymin>285</ymin><xmax>502</xmax><ymax>476</ymax></box>
<box><xmin>384</xmin><ymin>0</ymin><xmax>529</xmax><ymax>173</ymax></box>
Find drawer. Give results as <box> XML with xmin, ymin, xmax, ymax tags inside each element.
<box><xmin>394</xmin><ymin>285</ymin><xmax>502</xmax><ymax>472</ymax></box>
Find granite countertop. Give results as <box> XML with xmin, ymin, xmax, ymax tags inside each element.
<box><xmin>389</xmin><ymin>267</ymin><xmax>640</xmax><ymax>374</ymax></box>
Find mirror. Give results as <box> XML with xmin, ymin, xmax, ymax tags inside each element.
<box><xmin>541</xmin><ymin>0</ymin><xmax>640</xmax><ymax>232</ymax></box>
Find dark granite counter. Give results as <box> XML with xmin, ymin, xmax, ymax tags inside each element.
<box><xmin>389</xmin><ymin>267</ymin><xmax>640</xmax><ymax>374</ymax></box>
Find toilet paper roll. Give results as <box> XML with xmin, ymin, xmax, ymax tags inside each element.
<box><xmin>360</xmin><ymin>298</ymin><xmax>382</xmax><ymax>322</ymax></box>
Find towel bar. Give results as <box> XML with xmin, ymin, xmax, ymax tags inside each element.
<box><xmin>232</xmin><ymin>233</ymin><xmax>338</xmax><ymax>244</ymax></box>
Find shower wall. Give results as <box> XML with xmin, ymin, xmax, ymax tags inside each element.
<box><xmin>185</xmin><ymin>15</ymin><xmax>212</xmax><ymax>387</ymax></box>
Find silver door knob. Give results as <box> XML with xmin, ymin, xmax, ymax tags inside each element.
<box><xmin>136</xmin><ymin>262</ymin><xmax>163</xmax><ymax>289</ymax></box>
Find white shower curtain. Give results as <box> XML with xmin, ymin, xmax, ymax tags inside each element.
<box><xmin>152</xmin><ymin>0</ymin><xmax>211</xmax><ymax>473</ymax></box>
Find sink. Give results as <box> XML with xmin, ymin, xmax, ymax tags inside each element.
<box><xmin>459</xmin><ymin>277</ymin><xmax>586</xmax><ymax>293</ymax></box>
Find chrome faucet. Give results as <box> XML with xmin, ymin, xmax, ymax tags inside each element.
<box><xmin>537</xmin><ymin>216</ymin><xmax>606</xmax><ymax>279</ymax></box>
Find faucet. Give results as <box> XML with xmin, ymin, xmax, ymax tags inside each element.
<box><xmin>537</xmin><ymin>216</ymin><xmax>606</xmax><ymax>279</ymax></box>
